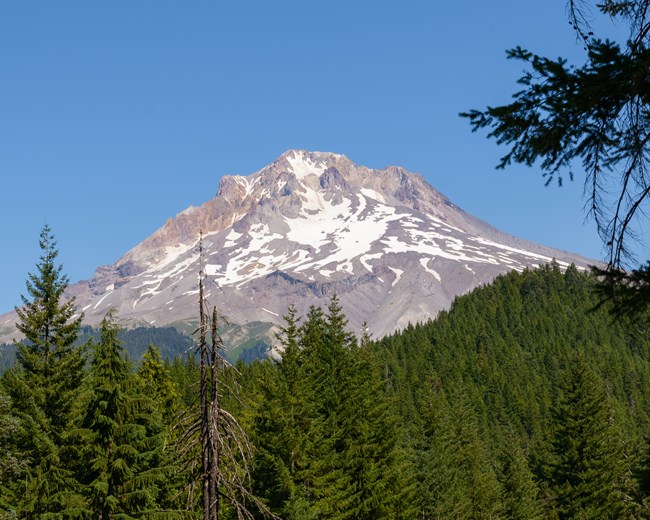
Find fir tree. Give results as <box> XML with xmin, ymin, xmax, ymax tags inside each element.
<box><xmin>0</xmin><ymin>386</ymin><xmax>24</xmax><ymax>514</ymax></box>
<box><xmin>546</xmin><ymin>354</ymin><xmax>636</xmax><ymax>519</ymax></box>
<box><xmin>78</xmin><ymin>311</ymin><xmax>165</xmax><ymax>517</ymax></box>
<box><xmin>3</xmin><ymin>225</ymin><xmax>87</xmax><ymax>516</ymax></box>
<box><xmin>300</xmin><ymin>296</ymin><xmax>412</xmax><ymax>519</ymax></box>
<box><xmin>277</xmin><ymin>304</ymin><xmax>301</xmax><ymax>389</ymax></box>
<box><xmin>417</xmin><ymin>385</ymin><xmax>473</xmax><ymax>519</ymax></box>
<box><xmin>136</xmin><ymin>344</ymin><xmax>181</xmax><ymax>424</ymax></box>
<box><xmin>14</xmin><ymin>225</ymin><xmax>85</xmax><ymax>433</ymax></box>
<box><xmin>496</xmin><ymin>430</ymin><xmax>543</xmax><ymax>520</ymax></box>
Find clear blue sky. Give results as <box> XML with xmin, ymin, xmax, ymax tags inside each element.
<box><xmin>0</xmin><ymin>1</ymin><xmax>641</xmax><ymax>314</ymax></box>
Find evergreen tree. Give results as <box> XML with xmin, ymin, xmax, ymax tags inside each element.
<box><xmin>240</xmin><ymin>266</ymin><xmax>650</xmax><ymax>518</ymax></box>
<box><xmin>78</xmin><ymin>311</ymin><xmax>165</xmax><ymax>517</ymax></box>
<box><xmin>0</xmin><ymin>386</ymin><xmax>24</xmax><ymax>514</ymax></box>
<box><xmin>277</xmin><ymin>304</ymin><xmax>301</xmax><ymax>389</ymax></box>
<box><xmin>136</xmin><ymin>344</ymin><xmax>181</xmax><ymax>424</ymax></box>
<box><xmin>250</xmin><ymin>305</ymin><xmax>318</xmax><ymax>518</ymax></box>
<box><xmin>417</xmin><ymin>385</ymin><xmax>473</xmax><ymax>519</ymax></box>
<box><xmin>3</xmin><ymin>225</ymin><xmax>87</xmax><ymax>516</ymax></box>
<box><xmin>546</xmin><ymin>354</ymin><xmax>636</xmax><ymax>519</ymax></box>
<box><xmin>14</xmin><ymin>225</ymin><xmax>85</xmax><ymax>435</ymax></box>
<box><xmin>496</xmin><ymin>431</ymin><xmax>543</xmax><ymax>520</ymax></box>
<box><xmin>447</xmin><ymin>391</ymin><xmax>503</xmax><ymax>520</ymax></box>
<box><xmin>300</xmin><ymin>296</ymin><xmax>413</xmax><ymax>519</ymax></box>
<box><xmin>169</xmin><ymin>353</ymin><xmax>200</xmax><ymax>408</ymax></box>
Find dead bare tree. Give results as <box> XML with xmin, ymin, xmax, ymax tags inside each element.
<box><xmin>182</xmin><ymin>233</ymin><xmax>274</xmax><ymax>520</ymax></box>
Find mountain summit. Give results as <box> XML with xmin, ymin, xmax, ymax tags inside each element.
<box><xmin>0</xmin><ymin>150</ymin><xmax>594</xmax><ymax>345</ymax></box>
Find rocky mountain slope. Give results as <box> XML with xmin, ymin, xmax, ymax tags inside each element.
<box><xmin>0</xmin><ymin>150</ymin><xmax>596</xmax><ymax>347</ymax></box>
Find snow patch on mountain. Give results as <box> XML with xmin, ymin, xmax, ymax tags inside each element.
<box><xmin>360</xmin><ymin>187</ymin><xmax>387</xmax><ymax>204</ymax></box>
<box><xmin>224</xmin><ymin>229</ymin><xmax>243</xmax><ymax>248</ymax></box>
<box><xmin>420</xmin><ymin>258</ymin><xmax>442</xmax><ymax>282</ymax></box>
<box><xmin>388</xmin><ymin>267</ymin><xmax>404</xmax><ymax>286</ymax></box>
<box><xmin>287</xmin><ymin>151</ymin><xmax>327</xmax><ymax>180</ymax></box>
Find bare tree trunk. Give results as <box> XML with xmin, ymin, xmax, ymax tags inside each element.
<box><xmin>191</xmin><ymin>233</ymin><xmax>274</xmax><ymax>520</ymax></box>
<box><xmin>210</xmin><ymin>305</ymin><xmax>220</xmax><ymax>520</ymax></box>
<box><xmin>198</xmin><ymin>236</ymin><xmax>211</xmax><ymax>520</ymax></box>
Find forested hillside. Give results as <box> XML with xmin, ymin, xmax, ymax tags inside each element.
<box><xmin>236</xmin><ymin>263</ymin><xmax>650</xmax><ymax>519</ymax></box>
<box><xmin>0</xmin><ymin>324</ymin><xmax>266</xmax><ymax>374</ymax></box>
<box><xmin>3</xmin><ymin>254</ymin><xmax>650</xmax><ymax>518</ymax></box>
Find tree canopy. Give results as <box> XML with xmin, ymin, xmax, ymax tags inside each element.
<box><xmin>463</xmin><ymin>1</ymin><xmax>650</xmax><ymax>268</ymax></box>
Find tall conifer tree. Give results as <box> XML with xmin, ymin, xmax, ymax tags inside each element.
<box><xmin>78</xmin><ymin>311</ymin><xmax>165</xmax><ymax>517</ymax></box>
<box><xmin>3</xmin><ymin>224</ymin><xmax>87</xmax><ymax>516</ymax></box>
<box><xmin>546</xmin><ymin>354</ymin><xmax>636</xmax><ymax>519</ymax></box>
<box><xmin>298</xmin><ymin>296</ymin><xmax>412</xmax><ymax>519</ymax></box>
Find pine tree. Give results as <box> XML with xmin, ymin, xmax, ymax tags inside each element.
<box><xmin>3</xmin><ymin>225</ymin><xmax>87</xmax><ymax>516</ymax></box>
<box><xmin>136</xmin><ymin>344</ymin><xmax>181</xmax><ymax>424</ymax></box>
<box><xmin>298</xmin><ymin>296</ymin><xmax>412</xmax><ymax>519</ymax></box>
<box><xmin>546</xmin><ymin>354</ymin><xmax>636</xmax><ymax>519</ymax></box>
<box><xmin>0</xmin><ymin>386</ymin><xmax>24</xmax><ymax>514</ymax></box>
<box><xmin>78</xmin><ymin>311</ymin><xmax>165</xmax><ymax>517</ymax></box>
<box><xmin>496</xmin><ymin>430</ymin><xmax>543</xmax><ymax>520</ymax></box>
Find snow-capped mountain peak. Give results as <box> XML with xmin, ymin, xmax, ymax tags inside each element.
<box><xmin>0</xmin><ymin>150</ymin><xmax>596</xmax><ymax>345</ymax></box>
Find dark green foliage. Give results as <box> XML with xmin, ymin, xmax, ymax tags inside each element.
<box><xmin>248</xmin><ymin>269</ymin><xmax>650</xmax><ymax>518</ymax></box>
<box><xmin>496</xmin><ymin>431</ymin><xmax>543</xmax><ymax>520</ymax></box>
<box><xmin>461</xmin><ymin>2</ymin><xmax>650</xmax><ymax>270</ymax></box>
<box><xmin>417</xmin><ymin>387</ymin><xmax>505</xmax><ymax>519</ymax></box>
<box><xmin>78</xmin><ymin>311</ymin><xmax>165</xmax><ymax>517</ymax></box>
<box><xmin>12</xmin><ymin>225</ymin><xmax>86</xmax><ymax>442</ymax></box>
<box><xmin>250</xmin><ymin>296</ymin><xmax>416</xmax><ymax>519</ymax></box>
<box><xmin>136</xmin><ymin>344</ymin><xmax>182</xmax><ymax>424</ymax></box>
<box><xmin>416</xmin><ymin>386</ymin><xmax>474</xmax><ymax>518</ymax></box>
<box><xmin>376</xmin><ymin>264</ymin><xmax>650</xmax><ymax>517</ymax></box>
<box><xmin>77</xmin><ymin>325</ymin><xmax>196</xmax><ymax>364</ymax></box>
<box><xmin>117</xmin><ymin>326</ymin><xmax>195</xmax><ymax>360</ymax></box>
<box><xmin>169</xmin><ymin>352</ymin><xmax>200</xmax><ymax>408</ymax></box>
<box><xmin>0</xmin><ymin>344</ymin><xmax>16</xmax><ymax>375</ymax></box>
<box><xmin>545</xmin><ymin>354</ymin><xmax>636</xmax><ymax>519</ymax></box>
<box><xmin>2</xmin><ymin>225</ymin><xmax>87</xmax><ymax>516</ymax></box>
<box><xmin>0</xmin><ymin>386</ymin><xmax>24</xmax><ymax>513</ymax></box>
<box><xmin>228</xmin><ymin>340</ymin><xmax>271</xmax><ymax>365</ymax></box>
<box><xmin>592</xmin><ymin>262</ymin><xmax>650</xmax><ymax>334</ymax></box>
<box><xmin>1</xmin><ymin>325</ymin><xmax>195</xmax><ymax>376</ymax></box>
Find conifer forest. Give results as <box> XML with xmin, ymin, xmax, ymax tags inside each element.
<box><xmin>5</xmin><ymin>0</ymin><xmax>650</xmax><ymax>517</ymax></box>
<box><xmin>2</xmin><ymin>226</ymin><xmax>650</xmax><ymax>519</ymax></box>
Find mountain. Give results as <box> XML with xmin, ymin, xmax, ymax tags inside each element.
<box><xmin>0</xmin><ymin>150</ymin><xmax>596</xmax><ymax>347</ymax></box>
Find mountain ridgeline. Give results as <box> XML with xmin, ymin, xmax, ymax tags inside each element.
<box><xmin>0</xmin><ymin>150</ymin><xmax>596</xmax><ymax>347</ymax></box>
